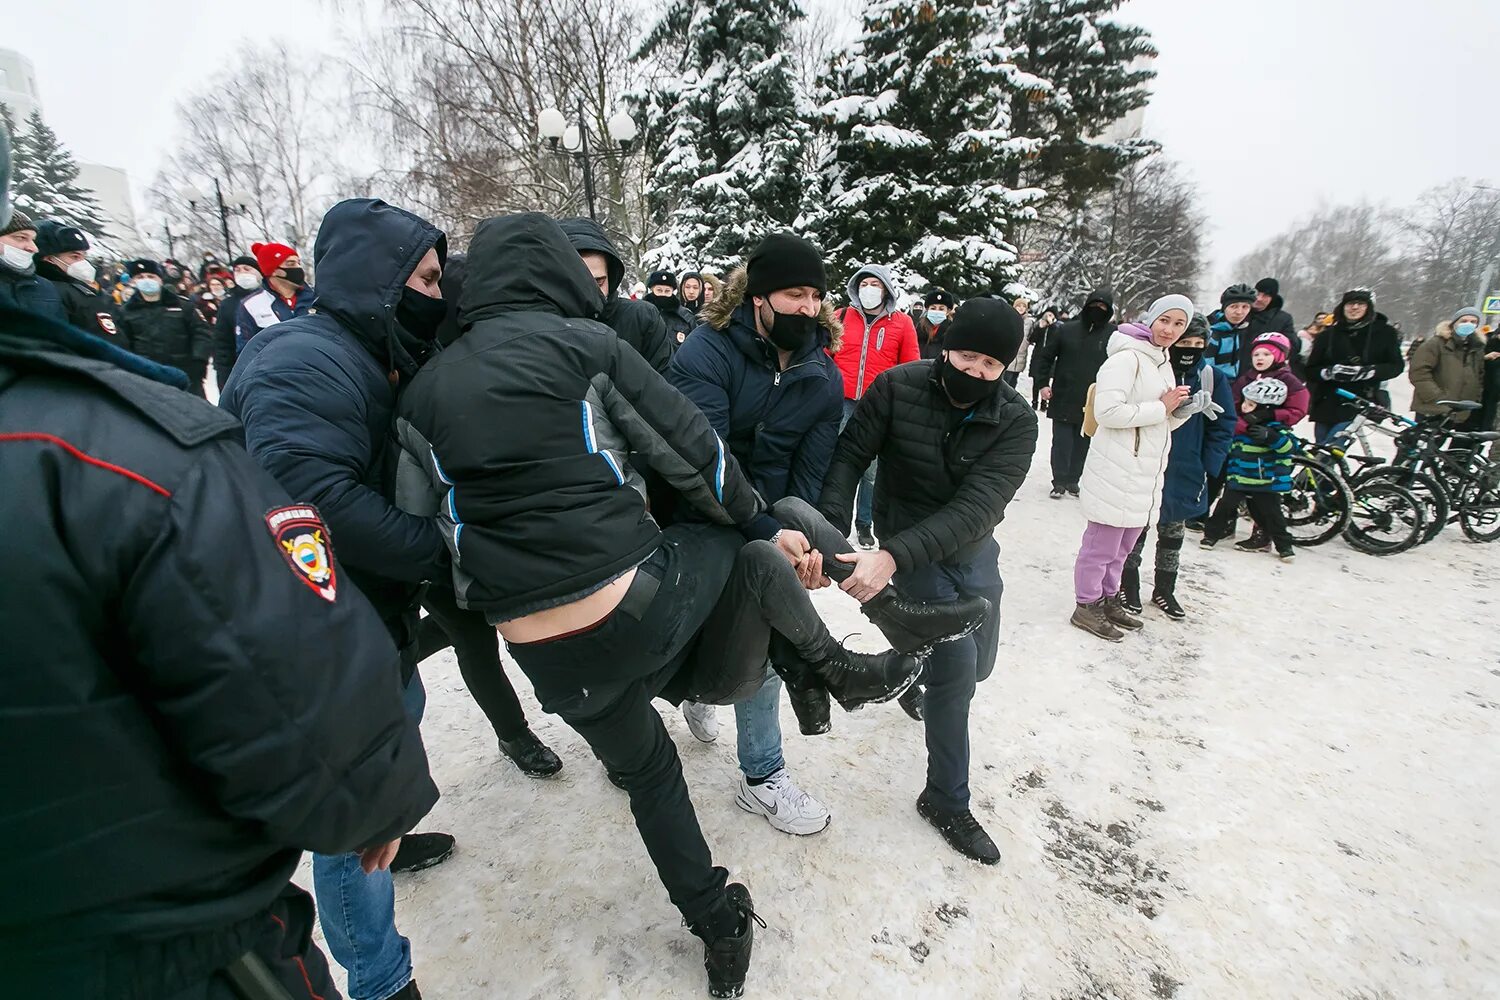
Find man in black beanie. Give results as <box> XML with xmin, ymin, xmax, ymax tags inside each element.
<box><xmin>211</xmin><ymin>253</ymin><xmax>262</xmax><ymax>390</ymax></box>
<box><xmin>33</xmin><ymin>220</ymin><xmax>119</xmax><ymax>339</ymax></box>
<box><xmin>807</xmin><ymin>298</ymin><xmax>1038</xmax><ymax>863</ymax></box>
<box><xmin>1248</xmin><ymin>276</ymin><xmax>1299</xmax><ymax>367</ymax></box>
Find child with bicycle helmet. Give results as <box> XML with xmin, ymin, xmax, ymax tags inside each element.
<box><xmin>1202</xmin><ymin>333</ymin><xmax>1310</xmax><ymax>560</ymax></box>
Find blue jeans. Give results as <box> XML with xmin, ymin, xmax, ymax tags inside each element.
<box><xmin>1315</xmin><ymin>421</ymin><xmax>1349</xmax><ymax>444</ymax></box>
<box><xmin>897</xmin><ymin>540</ymin><xmax>1004</xmax><ymax>814</ymax></box>
<box><xmin>312</xmin><ymin>671</ymin><xmax>427</xmax><ymax>1000</ymax></box>
<box><xmin>734</xmin><ymin>668</ymin><xmax>785</xmax><ymax>780</ymax></box>
<box><xmin>840</xmin><ymin>398</ymin><xmax>876</xmax><ymax>527</ymax></box>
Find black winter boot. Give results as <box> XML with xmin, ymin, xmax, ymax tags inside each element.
<box><xmin>769</xmin><ymin>654</ymin><xmax>832</xmax><ymax>736</ymax></box>
<box><xmin>1151</xmin><ymin>570</ymin><xmax>1185</xmax><ymax>620</ymax></box>
<box><xmin>811</xmin><ymin>639</ymin><xmax>923</xmax><ymax>712</ymax></box>
<box><xmin>860</xmin><ymin>588</ymin><xmax>991</xmax><ymax>654</ymax></box>
<box><xmin>694</xmin><ymin>883</ymin><xmax>763</xmax><ymax>999</ymax></box>
<box><xmin>1120</xmin><ymin>565</ymin><xmax>1142</xmax><ymax>614</ymax></box>
<box><xmin>499</xmin><ymin>729</ymin><xmax>564</xmax><ymax>778</ymax></box>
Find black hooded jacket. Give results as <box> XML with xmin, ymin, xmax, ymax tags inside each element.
<box><xmin>34</xmin><ymin>257</ymin><xmax>120</xmax><ymax>340</ymax></box>
<box><xmin>1305</xmin><ymin>309</ymin><xmax>1405</xmax><ymax>425</ymax></box>
<box><xmin>394</xmin><ymin>213</ymin><xmax>764</xmax><ymax>639</ymax></box>
<box><xmin>1031</xmin><ymin>287</ymin><xmax>1116</xmax><ymax>423</ymax></box>
<box><xmin>220</xmin><ymin>199</ymin><xmax>450</xmax><ymax>671</ymax></box>
<box><xmin>557</xmin><ymin>217</ymin><xmax>672</xmax><ymax>372</ymax></box>
<box><xmin>0</xmin><ymin>304</ymin><xmax>437</xmax><ymax>976</ymax></box>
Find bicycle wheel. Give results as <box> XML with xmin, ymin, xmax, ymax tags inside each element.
<box><xmin>1281</xmin><ymin>456</ymin><xmax>1351</xmax><ymax>546</ymax></box>
<box><xmin>1343</xmin><ymin>480</ymin><xmax>1426</xmax><ymax>555</ymax></box>
<box><xmin>1457</xmin><ymin>475</ymin><xmax>1500</xmax><ymax>543</ymax></box>
<box><xmin>1352</xmin><ymin>466</ymin><xmax>1450</xmax><ymax>544</ymax></box>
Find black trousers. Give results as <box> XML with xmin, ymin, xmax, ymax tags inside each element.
<box><xmin>1050</xmin><ymin>419</ymin><xmax>1090</xmax><ymax>490</ymax></box>
<box><xmin>506</xmin><ymin>521</ymin><xmax>839</xmax><ymax>930</ymax></box>
<box><xmin>418</xmin><ymin>585</ymin><xmax>528</xmax><ymax>741</ymax></box>
<box><xmin>1207</xmin><ymin>489</ymin><xmax>1293</xmax><ymax>550</ymax></box>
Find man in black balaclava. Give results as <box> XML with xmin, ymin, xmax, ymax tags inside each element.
<box><xmin>645</xmin><ymin>268</ymin><xmax>697</xmax><ymax>351</ymax></box>
<box><xmin>1032</xmin><ymin>287</ymin><xmax>1115</xmax><ymax>498</ymax></box>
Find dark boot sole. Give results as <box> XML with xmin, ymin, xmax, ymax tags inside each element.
<box><xmin>390</xmin><ymin>844</ymin><xmax>455</xmax><ymax>875</ymax></box>
<box><xmin>833</xmin><ymin>660</ymin><xmax>922</xmax><ymax>713</ymax></box>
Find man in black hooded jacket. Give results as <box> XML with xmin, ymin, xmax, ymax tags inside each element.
<box><xmin>1032</xmin><ymin>286</ymin><xmax>1115</xmax><ymax>498</ymax></box>
<box><xmin>0</xmin><ymin>129</ymin><xmax>438</xmax><ymax>1000</ymax></box>
<box><xmin>559</xmin><ymin>217</ymin><xmax>672</xmax><ymax>372</ymax></box>
<box><xmin>221</xmin><ymin>198</ymin><xmax>454</xmax><ymax>1000</ymax></box>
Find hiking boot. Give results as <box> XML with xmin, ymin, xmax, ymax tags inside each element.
<box><xmin>1277</xmin><ymin>546</ymin><xmax>1297</xmax><ymax>563</ymax></box>
<box><xmin>769</xmin><ymin>652</ymin><xmax>832</xmax><ymax>735</ymax></box>
<box><xmin>1120</xmin><ymin>566</ymin><xmax>1143</xmax><ymax>614</ymax></box>
<box><xmin>1183</xmin><ymin>518</ymin><xmax>1206</xmax><ymax>532</ymax></box>
<box><xmin>1071</xmin><ymin>600</ymin><xmax>1124</xmax><ymax>642</ymax></box>
<box><xmin>855</xmin><ymin>523</ymin><xmax>876</xmax><ymax>550</ymax></box>
<box><xmin>390</xmin><ymin>832</ymin><xmax>455</xmax><ymax>874</ymax></box>
<box><xmin>695</xmin><ymin>883</ymin><xmax>763</xmax><ymax>999</ymax></box>
<box><xmin>898</xmin><ymin>683</ymin><xmax>925</xmax><ymax>722</ymax></box>
<box><xmin>735</xmin><ymin>770</ymin><xmax>831</xmax><ymax>836</ymax></box>
<box><xmin>811</xmin><ymin>641</ymin><xmax>923</xmax><ymax>712</ymax></box>
<box><xmin>1235</xmin><ymin>532</ymin><xmax>1271</xmax><ymax>553</ymax></box>
<box><xmin>860</xmin><ymin>588</ymin><xmax>990</xmax><ymax>654</ymax></box>
<box><xmin>682</xmin><ymin>702</ymin><xmax>720</xmax><ymax>744</ymax></box>
<box><xmin>499</xmin><ymin>729</ymin><xmax>563</xmax><ymax>778</ymax></box>
<box><xmin>917</xmin><ymin>790</ymin><xmax>1001</xmax><ymax>865</ymax></box>
<box><xmin>1102</xmin><ymin>594</ymin><xmax>1144</xmax><ymax>631</ymax></box>
<box><xmin>1200</xmin><ymin>534</ymin><xmax>1222</xmax><ymax>549</ymax></box>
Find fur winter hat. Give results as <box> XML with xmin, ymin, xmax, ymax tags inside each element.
<box><xmin>34</xmin><ymin>220</ymin><xmax>89</xmax><ymax>257</ymax></box>
<box><xmin>646</xmin><ymin>269</ymin><xmax>677</xmax><ymax>289</ymax></box>
<box><xmin>925</xmin><ymin>289</ymin><xmax>957</xmax><ymax>308</ymax></box>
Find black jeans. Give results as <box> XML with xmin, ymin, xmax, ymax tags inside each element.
<box><xmin>506</xmin><ymin>522</ymin><xmax>838</xmax><ymax>929</ymax></box>
<box><xmin>419</xmin><ymin>585</ymin><xmax>528</xmax><ymax>741</ymax></box>
<box><xmin>1207</xmin><ymin>489</ymin><xmax>1293</xmax><ymax>550</ymax></box>
<box><xmin>1050</xmin><ymin>419</ymin><xmax>1090</xmax><ymax>490</ymax></box>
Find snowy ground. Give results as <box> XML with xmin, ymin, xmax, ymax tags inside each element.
<box><xmin>296</xmin><ymin>375</ymin><xmax>1499</xmax><ymax>1000</ymax></box>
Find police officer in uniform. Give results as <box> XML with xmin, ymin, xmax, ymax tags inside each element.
<box><xmin>33</xmin><ymin>219</ymin><xmax>120</xmax><ymax>340</ymax></box>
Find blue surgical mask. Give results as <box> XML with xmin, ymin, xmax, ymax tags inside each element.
<box><xmin>1455</xmin><ymin>321</ymin><xmax>1477</xmax><ymax>338</ymax></box>
<box><xmin>134</xmin><ymin>277</ymin><xmax>162</xmax><ymax>296</ymax></box>
<box><xmin>926</xmin><ymin>309</ymin><xmax>947</xmax><ymax>327</ymax></box>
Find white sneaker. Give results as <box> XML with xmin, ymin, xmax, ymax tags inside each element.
<box><xmin>735</xmin><ymin>770</ymin><xmax>831</xmax><ymax>836</ymax></box>
<box><xmin>682</xmin><ymin>701</ymin><xmax>719</xmax><ymax>743</ymax></box>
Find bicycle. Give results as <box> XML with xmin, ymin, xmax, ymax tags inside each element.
<box><xmin>1321</xmin><ymin>391</ymin><xmax>1448</xmax><ymax>546</ymax></box>
<box><xmin>1289</xmin><ymin>428</ymin><xmax>1426</xmax><ymax>556</ymax></box>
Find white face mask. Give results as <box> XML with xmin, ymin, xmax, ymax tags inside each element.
<box><xmin>135</xmin><ymin>277</ymin><xmax>163</xmax><ymax>296</ymax></box>
<box><xmin>65</xmin><ymin>259</ymin><xmax>97</xmax><ymax>284</ymax></box>
<box><xmin>234</xmin><ymin>271</ymin><xmax>262</xmax><ymax>290</ymax></box>
<box><xmin>858</xmin><ymin>285</ymin><xmax>884</xmax><ymax>311</ymax></box>
<box><xmin>1</xmin><ymin>243</ymin><xmax>33</xmax><ymax>271</ymax></box>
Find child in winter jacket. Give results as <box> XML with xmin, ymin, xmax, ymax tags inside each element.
<box><xmin>1120</xmin><ymin>316</ymin><xmax>1235</xmax><ymax>619</ymax></box>
<box><xmin>1072</xmin><ymin>294</ymin><xmax>1194</xmax><ymax>642</ymax></box>
<box><xmin>1201</xmin><ymin>332</ymin><xmax>1310</xmax><ymax>559</ymax></box>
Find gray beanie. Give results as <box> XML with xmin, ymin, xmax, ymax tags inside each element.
<box><xmin>1452</xmin><ymin>306</ymin><xmax>1482</xmax><ymax>324</ymax></box>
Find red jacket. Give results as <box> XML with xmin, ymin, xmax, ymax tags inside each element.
<box><xmin>835</xmin><ymin>307</ymin><xmax>919</xmax><ymax>400</ymax></box>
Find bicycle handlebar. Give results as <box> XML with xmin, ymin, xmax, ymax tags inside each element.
<box><xmin>1332</xmin><ymin>389</ymin><xmax>1417</xmax><ymax>427</ymax></box>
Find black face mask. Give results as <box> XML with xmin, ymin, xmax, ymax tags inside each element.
<box><xmin>1169</xmin><ymin>344</ymin><xmax>1204</xmax><ymax>375</ymax></box>
<box><xmin>279</xmin><ymin>266</ymin><xmax>306</xmax><ymax>288</ymax></box>
<box><xmin>395</xmin><ymin>285</ymin><xmax>445</xmax><ymax>342</ymax></box>
<box><xmin>646</xmin><ymin>293</ymin><xmax>678</xmax><ymax>311</ymax></box>
<box><xmin>760</xmin><ymin>301</ymin><xmax>819</xmax><ymax>354</ymax></box>
<box><xmin>940</xmin><ymin>356</ymin><xmax>1000</xmax><ymax>406</ymax></box>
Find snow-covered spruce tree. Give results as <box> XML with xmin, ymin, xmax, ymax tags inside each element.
<box><xmin>6</xmin><ymin>107</ymin><xmax>109</xmax><ymax>236</ymax></box>
<box><xmin>809</xmin><ymin>0</ymin><xmax>1045</xmax><ymax>297</ymax></box>
<box><xmin>633</xmin><ymin>0</ymin><xmax>811</xmax><ymax>272</ymax></box>
<box><xmin>1001</xmin><ymin>0</ymin><xmax>1157</xmax><ymax>209</ymax></box>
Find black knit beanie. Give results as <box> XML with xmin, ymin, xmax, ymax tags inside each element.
<box><xmin>230</xmin><ymin>254</ymin><xmax>258</xmax><ymax>269</ymax></box>
<box><xmin>1256</xmin><ymin>277</ymin><xmax>1279</xmax><ymax>298</ymax></box>
<box><xmin>940</xmin><ymin>298</ymin><xmax>1023</xmax><ymax>365</ymax></box>
<box><xmin>745</xmin><ymin>232</ymin><xmax>827</xmax><ymax>298</ymax></box>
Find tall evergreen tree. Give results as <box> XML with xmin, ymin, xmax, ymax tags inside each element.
<box><xmin>5</xmin><ymin>108</ymin><xmax>109</xmax><ymax>236</ymax></box>
<box><xmin>808</xmin><ymin>0</ymin><xmax>1045</xmax><ymax>295</ymax></box>
<box><xmin>1001</xmin><ymin>0</ymin><xmax>1157</xmax><ymax>208</ymax></box>
<box><xmin>634</xmin><ymin>0</ymin><xmax>811</xmax><ymax>271</ymax></box>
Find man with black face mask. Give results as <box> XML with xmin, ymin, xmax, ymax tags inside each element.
<box><xmin>645</xmin><ymin>268</ymin><xmax>697</xmax><ymax>351</ymax></box>
<box><xmin>810</xmin><ymin>298</ymin><xmax>1037</xmax><ymax>864</ymax></box>
<box><xmin>1033</xmin><ymin>286</ymin><xmax>1115</xmax><ymax>498</ymax></box>
<box><xmin>221</xmin><ymin>198</ymin><xmax>453</xmax><ymax>1000</ymax></box>
<box><xmin>232</xmin><ymin>241</ymin><xmax>316</xmax><ymax>354</ymax></box>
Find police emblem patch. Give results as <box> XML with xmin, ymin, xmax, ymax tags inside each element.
<box><xmin>265</xmin><ymin>505</ymin><xmax>337</xmax><ymax>602</ymax></box>
<box><xmin>97</xmin><ymin>313</ymin><xmax>117</xmax><ymax>336</ymax></box>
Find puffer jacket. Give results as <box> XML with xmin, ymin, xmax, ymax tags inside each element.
<box><xmin>1159</xmin><ymin>359</ymin><xmax>1236</xmax><ymax>523</ymax></box>
<box><xmin>818</xmin><ymin>360</ymin><xmax>1038</xmax><ymax>572</ymax></box>
<box><xmin>220</xmin><ymin>199</ymin><xmax>451</xmax><ymax>676</ymax></box>
<box><xmin>1079</xmin><ymin>327</ymin><xmax>1188</xmax><ymax>528</ymax></box>
<box><xmin>558</xmin><ymin>217</ymin><xmax>672</xmax><ymax>372</ymax></box>
<box><xmin>669</xmin><ymin>265</ymin><xmax>844</xmax><ymax>515</ymax></box>
<box><xmin>1409</xmin><ymin>322</ymin><xmax>1485</xmax><ymax>422</ymax></box>
<box><xmin>1305</xmin><ymin>310</ymin><xmax>1404</xmax><ymax>425</ymax></box>
<box><xmin>394</xmin><ymin>213</ymin><xmax>765</xmax><ymax>629</ymax></box>
<box><xmin>1031</xmin><ymin>286</ymin><xmax>1115</xmax><ymax>423</ymax></box>
<box><xmin>834</xmin><ymin>264</ymin><xmax>919</xmax><ymax>400</ymax></box>
<box><xmin>0</xmin><ymin>265</ymin><xmax>65</xmax><ymax>322</ymax></box>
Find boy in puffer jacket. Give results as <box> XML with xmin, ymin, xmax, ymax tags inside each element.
<box><xmin>1201</xmin><ymin>333</ymin><xmax>1310</xmax><ymax>560</ymax></box>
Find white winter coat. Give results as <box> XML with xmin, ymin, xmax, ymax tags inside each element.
<box><xmin>1079</xmin><ymin>329</ymin><xmax>1188</xmax><ymax>527</ymax></box>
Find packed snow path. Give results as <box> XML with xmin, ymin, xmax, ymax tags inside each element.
<box><xmin>296</xmin><ymin>378</ymin><xmax>1498</xmax><ymax>999</ymax></box>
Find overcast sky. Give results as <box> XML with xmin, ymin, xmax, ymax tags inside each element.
<box><xmin>6</xmin><ymin>0</ymin><xmax>1497</xmax><ymax>277</ymax></box>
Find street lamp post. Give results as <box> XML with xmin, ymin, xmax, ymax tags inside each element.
<box><xmin>182</xmin><ymin>180</ymin><xmax>251</xmax><ymax>258</ymax></box>
<box><xmin>537</xmin><ymin>101</ymin><xmax>639</xmax><ymax>222</ymax></box>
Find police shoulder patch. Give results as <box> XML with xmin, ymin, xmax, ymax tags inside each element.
<box><xmin>97</xmin><ymin>313</ymin><xmax>117</xmax><ymax>336</ymax></box>
<box><xmin>265</xmin><ymin>505</ymin><xmax>338</xmax><ymax>602</ymax></box>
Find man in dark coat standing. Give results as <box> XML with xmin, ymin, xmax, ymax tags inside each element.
<box><xmin>645</xmin><ymin>267</ymin><xmax>699</xmax><ymax>351</ymax></box>
<box><xmin>117</xmin><ymin>258</ymin><xmax>215</xmax><ymax>396</ymax></box>
<box><xmin>211</xmin><ymin>253</ymin><xmax>261</xmax><ymax>390</ymax></box>
<box><xmin>1247</xmin><ymin>277</ymin><xmax>1300</xmax><ymax>369</ymax></box>
<box><xmin>32</xmin><ymin>219</ymin><xmax>119</xmax><ymax>340</ymax></box>
<box><xmin>1033</xmin><ymin>286</ymin><xmax>1115</xmax><ymax>498</ymax></box>
<box><xmin>221</xmin><ymin>198</ymin><xmax>455</xmax><ymax>1000</ymax></box>
<box><xmin>0</xmin><ymin>126</ymin><xmax>438</xmax><ymax>1000</ymax></box>
<box><xmin>559</xmin><ymin>217</ymin><xmax>672</xmax><ymax>371</ymax></box>
<box><xmin>1305</xmin><ymin>288</ymin><xmax>1405</xmax><ymax>441</ymax></box>
<box><xmin>0</xmin><ymin>207</ymin><xmax>65</xmax><ymax>321</ymax></box>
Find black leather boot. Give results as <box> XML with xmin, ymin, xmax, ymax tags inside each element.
<box><xmin>811</xmin><ymin>639</ymin><xmax>923</xmax><ymax>712</ymax></box>
<box><xmin>693</xmin><ymin>883</ymin><xmax>763</xmax><ymax>999</ymax></box>
<box><xmin>860</xmin><ymin>587</ymin><xmax>991</xmax><ymax>654</ymax></box>
<box><xmin>769</xmin><ymin>654</ymin><xmax>832</xmax><ymax>735</ymax></box>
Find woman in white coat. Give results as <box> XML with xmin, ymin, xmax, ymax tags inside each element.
<box><xmin>1072</xmin><ymin>294</ymin><xmax>1195</xmax><ymax>641</ymax></box>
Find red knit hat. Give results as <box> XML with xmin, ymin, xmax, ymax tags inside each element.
<box><xmin>251</xmin><ymin>241</ymin><xmax>297</xmax><ymax>277</ymax></box>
